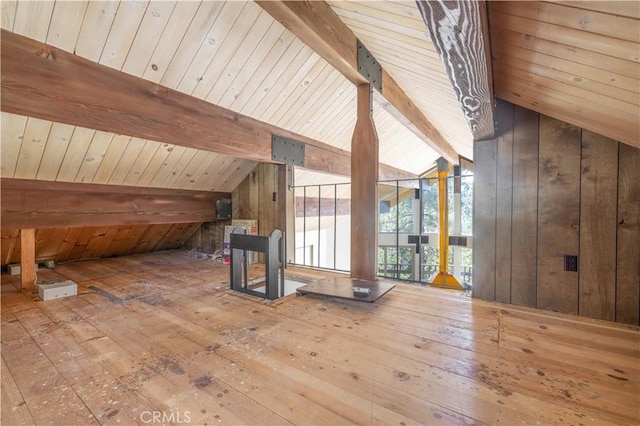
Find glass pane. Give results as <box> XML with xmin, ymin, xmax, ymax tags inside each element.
<box><xmin>334</xmin><ymin>184</ymin><xmax>351</xmax><ymax>271</ymax></box>
<box><xmin>460</xmin><ymin>247</ymin><xmax>473</xmax><ymax>285</ymax></box>
<box><xmin>378</xmin><ymin>183</ymin><xmax>397</xmax><ymax>233</ymax></box>
<box><xmin>461</xmin><ymin>175</ymin><xmax>473</xmax><ymax>236</ymax></box>
<box><xmin>294</xmin><ymin>186</ymin><xmax>306</xmax><ymax>265</ymax></box>
<box><xmin>305</xmin><ymin>186</ymin><xmax>320</xmax><ymax>267</ymax></box>
<box><xmin>421</xmin><ymin>178</ymin><xmax>439</xmax><ymax>234</ymax></box>
<box><xmin>448</xmin><ymin>177</ymin><xmax>455</xmax><ymax>231</ymax></box>
<box><xmin>398</xmin><ymin>246</ymin><xmax>413</xmax><ymax>280</ymax></box>
<box><xmin>421</xmin><ymin>245</ymin><xmax>439</xmax><ymax>283</ymax></box>
<box><xmin>448</xmin><ymin>172</ymin><xmax>473</xmax><ymax>288</ymax></box>
<box><xmin>319</xmin><ymin>185</ymin><xmax>336</xmax><ymax>269</ymax></box>
<box><xmin>398</xmin><ymin>181</ymin><xmax>419</xmax><ymax>234</ymax></box>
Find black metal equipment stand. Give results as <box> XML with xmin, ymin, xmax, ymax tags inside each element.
<box><xmin>230</xmin><ymin>228</ymin><xmax>285</xmax><ymax>300</ymax></box>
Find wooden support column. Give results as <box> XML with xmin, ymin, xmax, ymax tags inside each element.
<box><xmin>20</xmin><ymin>228</ymin><xmax>36</xmax><ymax>292</ymax></box>
<box><xmin>280</xmin><ymin>165</ymin><xmax>296</xmax><ymax>266</ymax></box>
<box><xmin>351</xmin><ymin>84</ymin><xmax>379</xmax><ymax>281</ymax></box>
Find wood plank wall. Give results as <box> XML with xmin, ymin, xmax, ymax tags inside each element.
<box><xmin>183</xmin><ymin>222</ymin><xmax>228</xmax><ymax>254</ymax></box>
<box><xmin>473</xmin><ymin>100</ymin><xmax>640</xmax><ymax>325</ymax></box>
<box><xmin>185</xmin><ymin>163</ymin><xmax>286</xmax><ymax>257</ymax></box>
<box><xmin>1</xmin><ymin>223</ymin><xmax>201</xmax><ymax>267</ymax></box>
<box><xmin>231</xmin><ymin>163</ymin><xmax>285</xmax><ymax>237</ymax></box>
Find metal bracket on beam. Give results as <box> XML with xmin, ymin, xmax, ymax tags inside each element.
<box><xmin>272</xmin><ymin>135</ymin><xmax>305</xmax><ymax>167</ymax></box>
<box><xmin>357</xmin><ymin>40</ymin><xmax>382</xmax><ymax>92</ymax></box>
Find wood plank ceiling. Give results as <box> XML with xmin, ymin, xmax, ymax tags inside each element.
<box><xmin>2</xmin><ymin>1</ymin><xmax>638</xmax><ymax>189</ymax></box>
<box><xmin>489</xmin><ymin>1</ymin><xmax>639</xmax><ymax>148</ymax></box>
<box><xmin>327</xmin><ymin>0</ymin><xmax>474</xmax><ymax>159</ymax></box>
<box><xmin>0</xmin><ymin>0</ymin><xmax>462</xmax><ymax>194</ymax></box>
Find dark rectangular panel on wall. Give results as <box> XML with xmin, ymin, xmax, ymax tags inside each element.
<box><xmin>473</xmin><ymin>140</ymin><xmax>497</xmax><ymax>301</ymax></box>
<box><xmin>495</xmin><ymin>100</ymin><xmax>514</xmax><ymax>303</ymax></box>
<box><xmin>511</xmin><ymin>106</ymin><xmax>539</xmax><ymax>307</ymax></box>
<box><xmin>537</xmin><ymin>116</ymin><xmax>581</xmax><ymax>314</ymax></box>
<box><xmin>616</xmin><ymin>143</ymin><xmax>640</xmax><ymax>325</ymax></box>
<box><xmin>579</xmin><ymin>132</ymin><xmax>618</xmax><ymax>320</ymax></box>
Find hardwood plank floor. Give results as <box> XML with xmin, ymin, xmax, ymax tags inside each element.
<box><xmin>1</xmin><ymin>250</ymin><xmax>638</xmax><ymax>425</ymax></box>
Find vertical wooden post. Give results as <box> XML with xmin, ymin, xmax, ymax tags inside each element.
<box><xmin>276</xmin><ymin>164</ymin><xmax>295</xmax><ymax>268</ymax></box>
<box><xmin>350</xmin><ymin>84</ymin><xmax>379</xmax><ymax>281</ymax></box>
<box><xmin>20</xmin><ymin>228</ymin><xmax>36</xmax><ymax>292</ymax></box>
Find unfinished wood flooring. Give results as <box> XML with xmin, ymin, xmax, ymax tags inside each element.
<box><xmin>1</xmin><ymin>250</ymin><xmax>638</xmax><ymax>425</ymax></box>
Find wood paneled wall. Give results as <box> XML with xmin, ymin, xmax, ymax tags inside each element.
<box><xmin>1</xmin><ymin>223</ymin><xmax>201</xmax><ymax>267</ymax></box>
<box><xmin>185</xmin><ymin>163</ymin><xmax>288</xmax><ymax>259</ymax></box>
<box><xmin>232</xmin><ymin>163</ymin><xmax>286</xmax><ymax>237</ymax></box>
<box><xmin>184</xmin><ymin>222</ymin><xmax>228</xmax><ymax>254</ymax></box>
<box><xmin>473</xmin><ymin>100</ymin><xmax>640</xmax><ymax>325</ymax></box>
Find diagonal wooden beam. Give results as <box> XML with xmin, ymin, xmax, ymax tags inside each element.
<box><xmin>0</xmin><ymin>30</ymin><xmax>415</xmax><ymax>181</ymax></box>
<box><xmin>416</xmin><ymin>0</ymin><xmax>495</xmax><ymax>140</ymax></box>
<box><xmin>256</xmin><ymin>0</ymin><xmax>459</xmax><ymax>164</ymax></box>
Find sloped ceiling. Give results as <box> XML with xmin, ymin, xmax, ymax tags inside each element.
<box><xmin>3</xmin><ymin>0</ymin><xmax>635</xmax><ymax>191</ymax></box>
<box><xmin>327</xmin><ymin>0</ymin><xmax>474</xmax><ymax>159</ymax></box>
<box><xmin>489</xmin><ymin>1</ymin><xmax>639</xmax><ymax>148</ymax></box>
<box><xmin>0</xmin><ymin>0</ymin><xmax>459</xmax><ymax>192</ymax></box>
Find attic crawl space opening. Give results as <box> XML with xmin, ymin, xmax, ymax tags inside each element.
<box><xmin>291</xmin><ymin>159</ymin><xmax>474</xmax><ymax>287</ymax></box>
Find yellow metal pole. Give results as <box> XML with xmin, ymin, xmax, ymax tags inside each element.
<box><xmin>438</xmin><ymin>168</ymin><xmax>448</xmax><ymax>273</ymax></box>
<box><xmin>431</xmin><ymin>157</ymin><xmax>462</xmax><ymax>289</ymax></box>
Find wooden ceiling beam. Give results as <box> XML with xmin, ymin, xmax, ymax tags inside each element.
<box><xmin>0</xmin><ymin>30</ymin><xmax>415</xmax><ymax>181</ymax></box>
<box><xmin>1</xmin><ymin>178</ymin><xmax>227</xmax><ymax>230</ymax></box>
<box><xmin>416</xmin><ymin>0</ymin><xmax>496</xmax><ymax>141</ymax></box>
<box><xmin>256</xmin><ymin>0</ymin><xmax>459</xmax><ymax>164</ymax></box>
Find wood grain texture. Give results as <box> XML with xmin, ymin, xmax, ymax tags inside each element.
<box><xmin>0</xmin><ymin>112</ymin><xmax>26</xmax><ymax>177</ymax></box>
<box><xmin>493</xmin><ymin>68</ymin><xmax>639</xmax><ymax>150</ymax></box>
<box><xmin>579</xmin><ymin>132</ymin><xmax>618</xmax><ymax>321</ymax></box>
<box><xmin>351</xmin><ymin>84</ymin><xmax>379</xmax><ymax>281</ymax></box>
<box><xmin>616</xmin><ymin>143</ymin><xmax>640</xmax><ymax>325</ymax></box>
<box><xmin>547</xmin><ymin>1</ymin><xmax>640</xmax><ymax>20</ymax></box>
<box><xmin>495</xmin><ymin>100</ymin><xmax>514</xmax><ymax>303</ymax></box>
<box><xmin>510</xmin><ymin>106</ymin><xmax>539</xmax><ymax>307</ymax></box>
<box><xmin>0</xmin><ymin>0</ymin><xmax>17</xmax><ymax>31</ymax></box>
<box><xmin>328</xmin><ymin>0</ymin><xmax>474</xmax><ymax>159</ymax></box>
<box><xmin>1</xmin><ymin>178</ymin><xmax>228</xmax><ymax>230</ymax></box>
<box><xmin>256</xmin><ymin>0</ymin><xmax>458</xmax><ymax>164</ymax></box>
<box><xmin>415</xmin><ymin>0</ymin><xmax>495</xmax><ymax>140</ymax></box>
<box><xmin>497</xmin><ymin>1</ymin><xmax>638</xmax><ymax>44</ymax></box>
<box><xmin>536</xmin><ymin>115</ymin><xmax>581</xmax><ymax>314</ymax></box>
<box><xmin>0</xmin><ymin>356</ymin><xmax>35</xmax><ymax>425</ymax></box>
<box><xmin>1</xmin><ymin>229</ymin><xmax>20</xmax><ymax>265</ymax></box>
<box><xmin>19</xmin><ymin>228</ymin><xmax>35</xmax><ymax>291</ymax></box>
<box><xmin>491</xmin><ymin>26</ymin><xmax>638</xmax><ymax>81</ymax></box>
<box><xmin>0</xmin><ymin>30</ymin><xmax>411</xmax><ymax>181</ymax></box>
<box><xmin>472</xmin><ymin>139</ymin><xmax>497</xmax><ymax>301</ymax></box>
<box><xmin>255</xmin><ymin>0</ymin><xmax>363</xmax><ymax>85</ymax></box>
<box><xmin>491</xmin><ymin>42</ymin><xmax>638</xmax><ymax>105</ymax></box>
<box><xmin>6</xmin><ymin>250</ymin><xmax>636</xmax><ymax>424</ymax></box>
<box><xmin>378</xmin><ymin>72</ymin><xmax>458</xmax><ymax>163</ymax></box>
<box><xmin>184</xmin><ymin>222</ymin><xmax>227</xmax><ymax>255</ymax></box>
<box><xmin>489</xmin><ymin>2</ymin><xmax>640</xmax><ymax>149</ymax></box>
